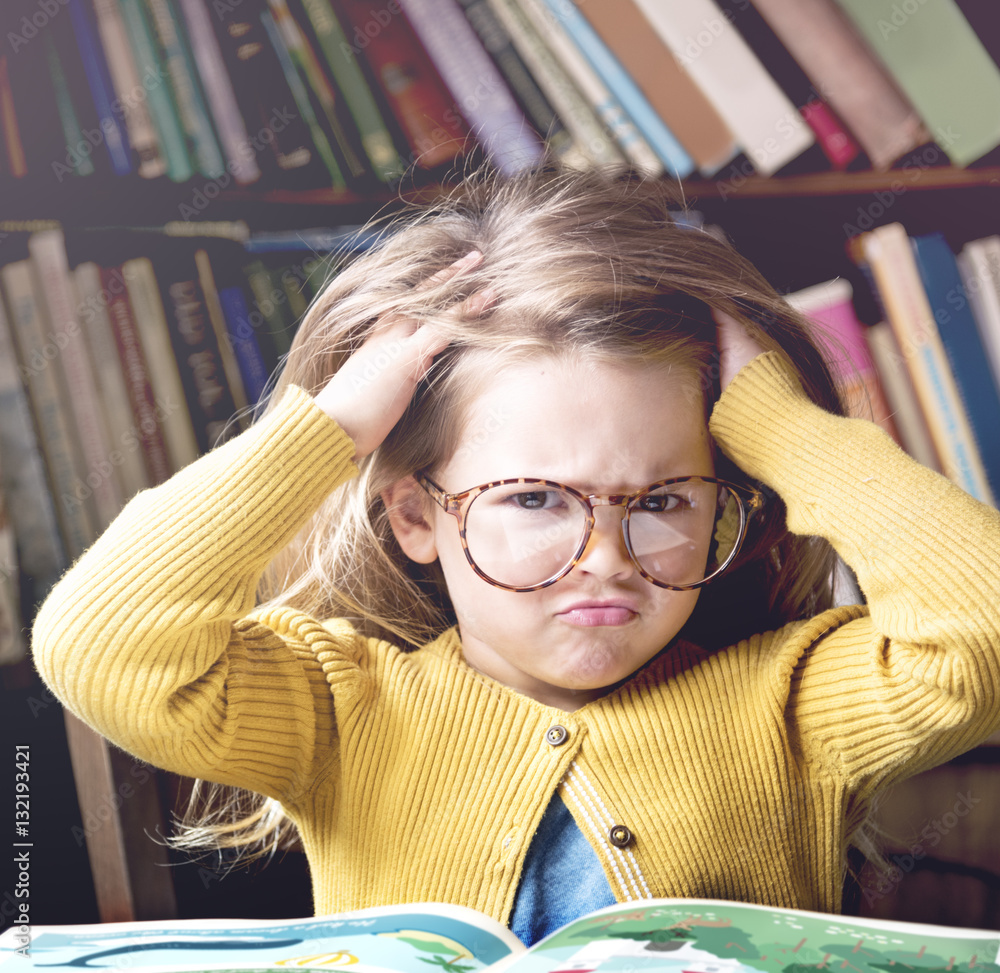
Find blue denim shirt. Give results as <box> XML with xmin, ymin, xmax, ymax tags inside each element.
<box><xmin>509</xmin><ymin>793</ymin><xmax>617</xmax><ymax>946</ymax></box>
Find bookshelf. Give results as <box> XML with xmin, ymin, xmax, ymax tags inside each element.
<box><xmin>2</xmin><ymin>0</ymin><xmax>1000</xmax><ymax>936</ymax></box>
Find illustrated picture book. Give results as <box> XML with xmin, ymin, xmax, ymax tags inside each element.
<box><xmin>2</xmin><ymin>897</ymin><xmax>998</xmax><ymax>973</ymax></box>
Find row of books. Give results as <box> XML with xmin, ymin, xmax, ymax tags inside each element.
<box><xmin>0</xmin><ymin>220</ymin><xmax>374</xmax><ymax>664</ymax></box>
<box><xmin>4</xmin><ymin>210</ymin><xmax>1000</xmax><ymax>665</ymax></box>
<box><xmin>2</xmin><ymin>0</ymin><xmax>1000</xmax><ymax>194</ymax></box>
<box><xmin>792</xmin><ymin>227</ymin><xmax>1000</xmax><ymax>510</ymax></box>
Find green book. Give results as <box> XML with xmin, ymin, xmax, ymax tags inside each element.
<box><xmin>144</xmin><ymin>0</ymin><xmax>227</xmax><ymax>179</ymax></box>
<box><xmin>45</xmin><ymin>37</ymin><xmax>95</xmax><ymax>177</ymax></box>
<box><xmin>243</xmin><ymin>258</ymin><xmax>297</xmax><ymax>362</ymax></box>
<box><xmin>260</xmin><ymin>6</ymin><xmax>346</xmax><ymax>188</ymax></box>
<box><xmin>118</xmin><ymin>0</ymin><xmax>194</xmax><ymax>181</ymax></box>
<box><xmin>834</xmin><ymin>0</ymin><xmax>1000</xmax><ymax>167</ymax></box>
<box><xmin>294</xmin><ymin>0</ymin><xmax>406</xmax><ymax>182</ymax></box>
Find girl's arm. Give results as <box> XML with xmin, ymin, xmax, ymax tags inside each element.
<box><xmin>31</xmin><ymin>387</ymin><xmax>360</xmax><ymax>800</ymax></box>
<box><xmin>709</xmin><ymin>330</ymin><xmax>1000</xmax><ymax>794</ymax></box>
<box><xmin>32</xmin><ymin>251</ymin><xmax>486</xmax><ymax>800</ymax></box>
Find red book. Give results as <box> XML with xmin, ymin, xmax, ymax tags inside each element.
<box><xmin>333</xmin><ymin>0</ymin><xmax>467</xmax><ymax>168</ymax></box>
<box><xmin>101</xmin><ymin>265</ymin><xmax>174</xmax><ymax>486</ymax></box>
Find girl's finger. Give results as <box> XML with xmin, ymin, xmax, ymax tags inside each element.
<box><xmin>413</xmin><ymin>249</ymin><xmax>483</xmax><ymax>293</ymax></box>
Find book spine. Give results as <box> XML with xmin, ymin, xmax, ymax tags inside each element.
<box><xmin>295</xmin><ymin>0</ymin><xmax>405</xmax><ymax>182</ymax></box>
<box><xmin>397</xmin><ymin>0</ymin><xmax>545</xmax><ymax>174</ymax></box>
<box><xmin>0</xmin><ymin>57</ymin><xmax>28</xmax><ymax>178</ymax></box>
<box><xmin>514</xmin><ymin>0</ymin><xmax>661</xmax><ymax>173</ymax></box>
<box><xmin>834</xmin><ymin>0</ymin><xmax>1000</xmax><ymax>167</ymax></box>
<box><xmin>144</xmin><ymin>0</ymin><xmax>227</xmax><ymax>179</ymax></box>
<box><xmin>28</xmin><ymin>229</ymin><xmax>124</xmax><ymax>531</ymax></box>
<box><xmin>798</xmin><ymin>100</ymin><xmax>859</xmax><ymax>171</ymax></box>
<box><xmin>67</xmin><ymin>0</ymin><xmax>132</xmax><ymax>175</ymax></box>
<box><xmin>333</xmin><ymin>0</ymin><xmax>467</xmax><ymax>169</ymax></box>
<box><xmin>751</xmin><ymin>0</ymin><xmax>928</xmax><ymax>170</ymax></box>
<box><xmin>175</xmin><ymin>0</ymin><xmax>262</xmax><ymax>184</ymax></box>
<box><xmin>74</xmin><ymin>262</ymin><xmax>153</xmax><ymax>500</ymax></box>
<box><xmin>861</xmin><ymin>223</ymin><xmax>993</xmax><ymax>503</ymax></box>
<box><xmin>46</xmin><ymin>35</ymin><xmax>98</xmax><ymax>179</ymax></box>
<box><xmin>784</xmin><ymin>278</ymin><xmax>901</xmax><ymax>445</ymax></box>
<box><xmin>958</xmin><ymin>237</ymin><xmax>1000</xmax><ymax>399</ymax></box>
<box><xmin>260</xmin><ymin>4</ymin><xmax>347</xmax><ymax>187</ymax></box>
<box><xmin>911</xmin><ymin>232</ymin><xmax>1000</xmax><ymax>499</ymax></box>
<box><xmin>118</xmin><ymin>0</ymin><xmax>194</xmax><ymax>181</ymax></box>
<box><xmin>713</xmin><ymin>0</ymin><xmax>860</xmax><ymax>170</ymax></box>
<box><xmin>272</xmin><ymin>0</ymin><xmax>371</xmax><ymax>184</ymax></box>
<box><xmin>193</xmin><ymin>249</ymin><xmax>252</xmax><ymax>424</ymax></box>
<box><xmin>90</xmin><ymin>0</ymin><xmax>167</xmax><ymax>178</ymax></box>
<box><xmin>538</xmin><ymin>0</ymin><xmax>694</xmax><ymax>177</ymax></box>
<box><xmin>242</xmin><ymin>257</ymin><xmax>296</xmax><ymax>363</ymax></box>
<box><xmin>0</xmin><ymin>280</ymin><xmax>67</xmax><ymax>591</ymax></box>
<box><xmin>217</xmin><ymin>284</ymin><xmax>272</xmax><ymax>405</ymax></box>
<box><xmin>1</xmin><ymin>260</ymin><xmax>96</xmax><ymax>558</ymax></box>
<box><xmin>485</xmin><ymin>0</ymin><xmax>619</xmax><ymax>167</ymax></box>
<box><xmin>864</xmin><ymin>320</ymin><xmax>941</xmax><ymax>473</ymax></box>
<box><xmin>159</xmin><ymin>258</ymin><xmax>241</xmax><ymax>453</ymax></box>
<box><xmin>0</xmin><ymin>483</ymin><xmax>26</xmax><ymax>664</ymax></box>
<box><xmin>457</xmin><ymin>0</ymin><xmax>576</xmax><ymax>163</ymax></box>
<box><xmin>631</xmin><ymin>0</ymin><xmax>815</xmax><ymax>175</ymax></box>
<box><xmin>207</xmin><ymin>0</ymin><xmax>333</xmax><ymax>188</ymax></box>
<box><xmin>101</xmin><ymin>265</ymin><xmax>174</xmax><ymax>485</ymax></box>
<box><xmin>122</xmin><ymin>256</ymin><xmax>201</xmax><ymax>471</ymax></box>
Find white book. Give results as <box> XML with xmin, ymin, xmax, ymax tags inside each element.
<box><xmin>864</xmin><ymin>321</ymin><xmax>940</xmax><ymax>473</ymax></box>
<box><xmin>957</xmin><ymin>236</ymin><xmax>1000</xmax><ymax>400</ymax></box>
<box><xmin>29</xmin><ymin>230</ymin><xmax>125</xmax><ymax>532</ymax></box>
<box><xmin>630</xmin><ymin>0</ymin><xmax>814</xmax><ymax>175</ymax></box>
<box><xmin>1</xmin><ymin>261</ymin><xmax>96</xmax><ymax>558</ymax></box>
<box><xmin>0</xmin><ymin>283</ymin><xmax>66</xmax><ymax>589</ymax></box>
<box><xmin>74</xmin><ymin>262</ymin><xmax>152</xmax><ymax>501</ymax></box>
<box><xmin>122</xmin><ymin>258</ymin><xmax>201</xmax><ymax>472</ymax></box>
<box><xmin>514</xmin><ymin>0</ymin><xmax>664</xmax><ymax>175</ymax></box>
<box><xmin>91</xmin><ymin>0</ymin><xmax>166</xmax><ymax>179</ymax></box>
<box><xmin>861</xmin><ymin>224</ymin><xmax>992</xmax><ymax>504</ymax></box>
<box><xmin>486</xmin><ymin>0</ymin><xmax>622</xmax><ymax>167</ymax></box>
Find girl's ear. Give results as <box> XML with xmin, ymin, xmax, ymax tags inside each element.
<box><xmin>382</xmin><ymin>476</ymin><xmax>439</xmax><ymax>564</ymax></box>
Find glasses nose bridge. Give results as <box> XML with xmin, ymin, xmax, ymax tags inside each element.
<box><xmin>584</xmin><ymin>492</ymin><xmax>631</xmax><ymax>511</ymax></box>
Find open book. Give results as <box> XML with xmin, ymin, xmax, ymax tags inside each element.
<box><xmin>2</xmin><ymin>898</ymin><xmax>998</xmax><ymax>972</ymax></box>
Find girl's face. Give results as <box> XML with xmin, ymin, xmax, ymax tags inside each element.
<box><xmin>387</xmin><ymin>355</ymin><xmax>714</xmax><ymax>712</ymax></box>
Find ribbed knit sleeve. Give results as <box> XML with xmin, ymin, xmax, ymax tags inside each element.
<box><xmin>31</xmin><ymin>386</ymin><xmax>360</xmax><ymax>801</ymax></box>
<box><xmin>709</xmin><ymin>352</ymin><xmax>1000</xmax><ymax>792</ymax></box>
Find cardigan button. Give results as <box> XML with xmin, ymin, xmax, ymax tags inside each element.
<box><xmin>609</xmin><ymin>824</ymin><xmax>632</xmax><ymax>848</ymax></box>
<box><xmin>545</xmin><ymin>724</ymin><xmax>569</xmax><ymax>746</ymax></box>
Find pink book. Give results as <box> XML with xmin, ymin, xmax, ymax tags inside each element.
<box><xmin>785</xmin><ymin>278</ymin><xmax>902</xmax><ymax>446</ymax></box>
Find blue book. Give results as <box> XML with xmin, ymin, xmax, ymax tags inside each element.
<box><xmin>912</xmin><ymin>232</ymin><xmax>1000</xmax><ymax>498</ymax></box>
<box><xmin>67</xmin><ymin>0</ymin><xmax>132</xmax><ymax>176</ymax></box>
<box><xmin>218</xmin><ymin>285</ymin><xmax>272</xmax><ymax>406</ymax></box>
<box><xmin>539</xmin><ymin>0</ymin><xmax>694</xmax><ymax>177</ymax></box>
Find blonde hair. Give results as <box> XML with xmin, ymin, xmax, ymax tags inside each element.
<box><xmin>172</xmin><ymin>165</ymin><xmax>845</xmax><ymax>861</ymax></box>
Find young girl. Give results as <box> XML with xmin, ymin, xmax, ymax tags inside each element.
<box><xmin>33</xmin><ymin>167</ymin><xmax>1000</xmax><ymax>943</ymax></box>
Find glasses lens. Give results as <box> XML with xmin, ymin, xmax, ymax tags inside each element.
<box><xmin>464</xmin><ymin>483</ymin><xmax>587</xmax><ymax>588</ymax></box>
<box><xmin>627</xmin><ymin>480</ymin><xmax>743</xmax><ymax>587</ymax></box>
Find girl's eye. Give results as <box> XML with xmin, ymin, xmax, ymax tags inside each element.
<box><xmin>512</xmin><ymin>490</ymin><xmax>559</xmax><ymax>510</ymax></box>
<box><xmin>636</xmin><ymin>492</ymin><xmax>684</xmax><ymax>513</ymax></box>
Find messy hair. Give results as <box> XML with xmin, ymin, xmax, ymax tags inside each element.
<box><xmin>172</xmin><ymin>164</ymin><xmax>845</xmax><ymax>862</ymax></box>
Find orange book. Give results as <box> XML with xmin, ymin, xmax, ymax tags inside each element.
<box><xmin>577</xmin><ymin>0</ymin><xmax>736</xmax><ymax>175</ymax></box>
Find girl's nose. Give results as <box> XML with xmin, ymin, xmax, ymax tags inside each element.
<box><xmin>574</xmin><ymin>506</ymin><xmax>635</xmax><ymax>581</ymax></box>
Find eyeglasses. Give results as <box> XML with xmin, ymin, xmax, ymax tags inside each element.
<box><xmin>415</xmin><ymin>473</ymin><xmax>762</xmax><ymax>592</ymax></box>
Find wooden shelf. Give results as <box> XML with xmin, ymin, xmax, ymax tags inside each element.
<box><xmin>680</xmin><ymin>165</ymin><xmax>1000</xmax><ymax>199</ymax></box>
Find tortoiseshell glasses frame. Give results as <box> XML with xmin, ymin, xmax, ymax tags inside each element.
<box><xmin>415</xmin><ymin>472</ymin><xmax>763</xmax><ymax>593</ymax></box>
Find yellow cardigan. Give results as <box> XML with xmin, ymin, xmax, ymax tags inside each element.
<box><xmin>32</xmin><ymin>353</ymin><xmax>1000</xmax><ymax>921</ymax></box>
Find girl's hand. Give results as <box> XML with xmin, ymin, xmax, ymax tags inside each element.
<box><xmin>713</xmin><ymin>309</ymin><xmax>767</xmax><ymax>393</ymax></box>
<box><xmin>315</xmin><ymin>251</ymin><xmax>488</xmax><ymax>461</ymax></box>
